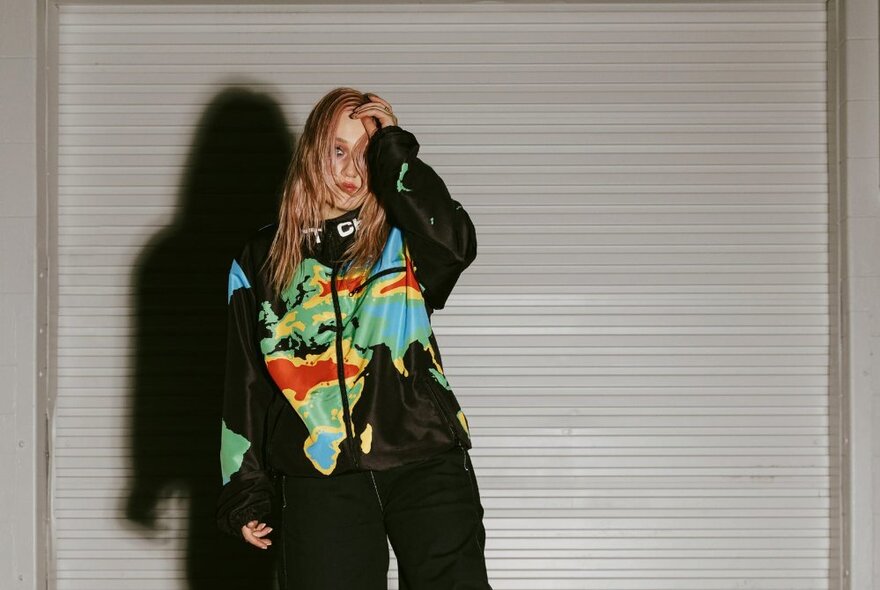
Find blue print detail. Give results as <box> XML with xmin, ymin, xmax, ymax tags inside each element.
<box><xmin>227</xmin><ymin>259</ymin><xmax>252</xmax><ymax>303</ymax></box>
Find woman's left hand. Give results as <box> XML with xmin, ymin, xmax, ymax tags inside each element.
<box><xmin>350</xmin><ymin>93</ymin><xmax>398</xmax><ymax>137</ymax></box>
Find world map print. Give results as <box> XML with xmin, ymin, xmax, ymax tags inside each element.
<box><xmin>257</xmin><ymin>226</ymin><xmax>448</xmax><ymax>475</ymax></box>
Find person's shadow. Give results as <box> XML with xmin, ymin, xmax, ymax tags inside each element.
<box><xmin>124</xmin><ymin>86</ymin><xmax>292</xmax><ymax>589</ymax></box>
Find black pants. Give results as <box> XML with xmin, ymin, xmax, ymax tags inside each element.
<box><xmin>276</xmin><ymin>444</ymin><xmax>492</xmax><ymax>590</ymax></box>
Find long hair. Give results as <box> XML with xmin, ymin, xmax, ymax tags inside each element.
<box><xmin>263</xmin><ymin>87</ymin><xmax>391</xmax><ymax>298</ymax></box>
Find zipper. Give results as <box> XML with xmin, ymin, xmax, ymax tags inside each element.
<box><xmin>330</xmin><ymin>264</ymin><xmax>360</xmax><ymax>470</ymax></box>
<box><xmin>422</xmin><ymin>376</ymin><xmax>463</xmax><ymax>449</ymax></box>
<box><xmin>349</xmin><ymin>265</ymin><xmax>407</xmax><ymax>296</ymax></box>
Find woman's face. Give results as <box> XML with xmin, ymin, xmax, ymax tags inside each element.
<box><xmin>329</xmin><ymin>107</ymin><xmax>369</xmax><ymax>212</ymax></box>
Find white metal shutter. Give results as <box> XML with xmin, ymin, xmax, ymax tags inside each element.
<box><xmin>53</xmin><ymin>2</ymin><xmax>832</xmax><ymax>589</ymax></box>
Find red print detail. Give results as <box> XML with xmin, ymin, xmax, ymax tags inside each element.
<box><xmin>337</xmin><ymin>275</ymin><xmax>363</xmax><ymax>294</ymax></box>
<box><xmin>380</xmin><ymin>257</ymin><xmax>420</xmax><ymax>294</ymax></box>
<box><xmin>317</xmin><ymin>275</ymin><xmax>363</xmax><ymax>296</ymax></box>
<box><xmin>317</xmin><ymin>278</ymin><xmax>333</xmax><ymax>297</ymax></box>
<box><xmin>266</xmin><ymin>356</ymin><xmax>362</xmax><ymax>402</ymax></box>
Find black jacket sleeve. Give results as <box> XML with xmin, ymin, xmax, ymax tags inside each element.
<box><xmin>215</xmin><ymin>243</ymin><xmax>277</xmax><ymax>538</ymax></box>
<box><xmin>366</xmin><ymin>125</ymin><xmax>477</xmax><ymax>311</ymax></box>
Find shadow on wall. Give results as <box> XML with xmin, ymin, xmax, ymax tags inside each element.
<box><xmin>123</xmin><ymin>86</ymin><xmax>291</xmax><ymax>589</ymax></box>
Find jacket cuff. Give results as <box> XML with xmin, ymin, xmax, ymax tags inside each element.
<box><xmin>219</xmin><ymin>498</ymin><xmax>273</xmax><ymax>539</ymax></box>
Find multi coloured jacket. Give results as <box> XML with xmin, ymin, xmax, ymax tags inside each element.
<box><xmin>216</xmin><ymin>125</ymin><xmax>478</xmax><ymax>537</ymax></box>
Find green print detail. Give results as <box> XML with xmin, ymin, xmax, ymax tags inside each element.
<box><xmin>428</xmin><ymin>367</ymin><xmax>451</xmax><ymax>390</ymax></box>
<box><xmin>258</xmin><ymin>301</ymin><xmax>282</xmax><ymax>356</ymax></box>
<box><xmin>429</xmin><ymin>217</ymin><xmax>434</xmax><ymax>225</ymax></box>
<box><xmin>259</xmin><ymin>301</ymin><xmax>279</xmax><ymax>327</ymax></box>
<box><xmin>220</xmin><ymin>419</ymin><xmax>251</xmax><ymax>485</ymax></box>
<box><xmin>397</xmin><ymin>162</ymin><xmax>413</xmax><ymax>193</ymax></box>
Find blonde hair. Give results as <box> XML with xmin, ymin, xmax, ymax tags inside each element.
<box><xmin>263</xmin><ymin>87</ymin><xmax>390</xmax><ymax>298</ymax></box>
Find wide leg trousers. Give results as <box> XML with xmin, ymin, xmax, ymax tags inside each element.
<box><xmin>275</xmin><ymin>444</ymin><xmax>492</xmax><ymax>590</ymax></box>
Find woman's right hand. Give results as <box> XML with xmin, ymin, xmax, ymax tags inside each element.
<box><xmin>349</xmin><ymin>93</ymin><xmax>398</xmax><ymax>138</ymax></box>
<box><xmin>241</xmin><ymin>520</ymin><xmax>273</xmax><ymax>549</ymax></box>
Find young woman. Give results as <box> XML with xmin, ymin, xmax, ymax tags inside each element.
<box><xmin>216</xmin><ymin>88</ymin><xmax>492</xmax><ymax>589</ymax></box>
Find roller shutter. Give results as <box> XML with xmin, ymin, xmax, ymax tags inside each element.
<box><xmin>53</xmin><ymin>2</ymin><xmax>832</xmax><ymax>588</ymax></box>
